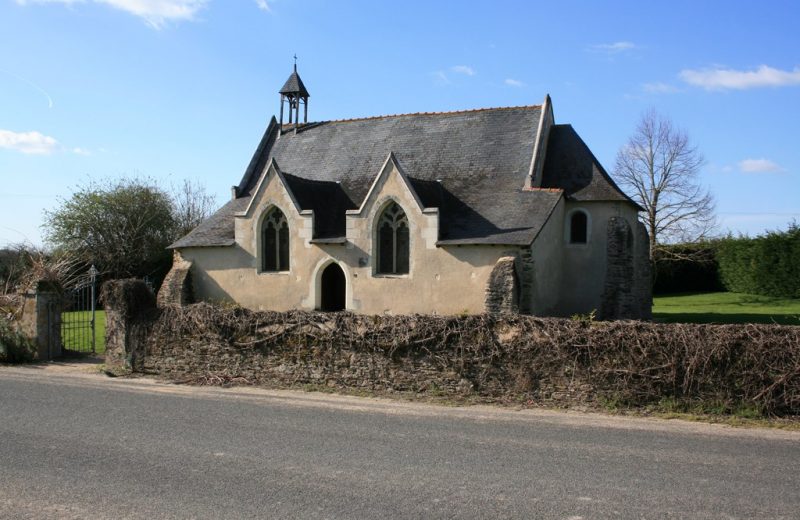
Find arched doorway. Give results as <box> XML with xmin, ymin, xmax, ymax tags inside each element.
<box><xmin>320</xmin><ymin>263</ymin><xmax>346</xmax><ymax>311</ymax></box>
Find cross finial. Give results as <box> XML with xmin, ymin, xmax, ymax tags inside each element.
<box><xmin>293</xmin><ymin>54</ymin><xmax>297</xmax><ymax>71</ymax></box>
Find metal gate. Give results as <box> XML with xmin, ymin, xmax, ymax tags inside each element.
<box><xmin>61</xmin><ymin>265</ymin><xmax>98</xmax><ymax>354</ymax></box>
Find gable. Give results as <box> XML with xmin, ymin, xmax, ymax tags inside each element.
<box><xmin>235</xmin><ymin>106</ymin><xmax>560</xmax><ymax>245</ymax></box>
<box><xmin>174</xmin><ymin>101</ymin><xmax>642</xmax><ymax>249</ymax></box>
<box><xmin>238</xmin><ymin>158</ymin><xmax>304</xmax><ymax>219</ymax></box>
<box><xmin>238</xmin><ymin>107</ymin><xmax>543</xmax><ymax>207</ymax></box>
<box><xmin>350</xmin><ymin>152</ymin><xmax>429</xmax><ymax>217</ymax></box>
<box><xmin>541</xmin><ymin>124</ymin><xmax>641</xmax><ymax>208</ymax></box>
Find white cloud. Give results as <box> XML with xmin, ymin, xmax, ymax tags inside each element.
<box><xmin>72</xmin><ymin>147</ymin><xmax>92</xmax><ymax>156</ymax></box>
<box><xmin>642</xmin><ymin>82</ymin><xmax>680</xmax><ymax>94</ymax></box>
<box><xmin>15</xmin><ymin>0</ymin><xmax>209</xmax><ymax>29</ymax></box>
<box><xmin>739</xmin><ymin>158</ymin><xmax>785</xmax><ymax>174</ymax></box>
<box><xmin>450</xmin><ymin>65</ymin><xmax>476</xmax><ymax>76</ymax></box>
<box><xmin>587</xmin><ymin>41</ymin><xmax>636</xmax><ymax>54</ymax></box>
<box><xmin>504</xmin><ymin>78</ymin><xmax>524</xmax><ymax>87</ymax></box>
<box><xmin>254</xmin><ymin>0</ymin><xmax>270</xmax><ymax>11</ymax></box>
<box><xmin>0</xmin><ymin>129</ymin><xmax>60</xmax><ymax>155</ymax></box>
<box><xmin>680</xmin><ymin>65</ymin><xmax>800</xmax><ymax>91</ymax></box>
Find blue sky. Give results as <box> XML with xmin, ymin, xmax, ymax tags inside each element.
<box><xmin>1</xmin><ymin>0</ymin><xmax>798</xmax><ymax>248</ymax></box>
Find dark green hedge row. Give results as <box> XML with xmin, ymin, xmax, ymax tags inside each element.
<box><xmin>653</xmin><ymin>244</ymin><xmax>724</xmax><ymax>295</ymax></box>
<box><xmin>717</xmin><ymin>224</ymin><xmax>800</xmax><ymax>298</ymax></box>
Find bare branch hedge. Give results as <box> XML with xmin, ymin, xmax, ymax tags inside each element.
<box><xmin>136</xmin><ymin>303</ymin><xmax>800</xmax><ymax>416</ymax></box>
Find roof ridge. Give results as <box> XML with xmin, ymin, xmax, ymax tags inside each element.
<box><xmin>524</xmin><ymin>187</ymin><xmax>563</xmax><ymax>193</ymax></box>
<box><xmin>317</xmin><ymin>104</ymin><xmax>542</xmax><ymax>124</ymax></box>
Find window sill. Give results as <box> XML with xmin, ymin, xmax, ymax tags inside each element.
<box><xmin>373</xmin><ymin>273</ymin><xmax>410</xmax><ymax>279</ymax></box>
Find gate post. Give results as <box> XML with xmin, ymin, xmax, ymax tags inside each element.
<box><xmin>102</xmin><ymin>279</ymin><xmax>157</xmax><ymax>375</ymax></box>
<box><xmin>19</xmin><ymin>280</ymin><xmax>62</xmax><ymax>361</ymax></box>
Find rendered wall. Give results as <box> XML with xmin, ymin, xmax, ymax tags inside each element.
<box><xmin>555</xmin><ymin>201</ymin><xmax>641</xmax><ymax>316</ymax></box>
<box><xmin>526</xmin><ymin>198</ymin><xmax>565</xmax><ymax>315</ymax></box>
<box><xmin>178</xmin><ymin>160</ymin><xmax>515</xmax><ymax>315</ymax></box>
<box><xmin>176</xmin><ymin>161</ymin><xmax>649</xmax><ymax>318</ymax></box>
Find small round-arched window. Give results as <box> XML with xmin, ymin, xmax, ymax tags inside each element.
<box><xmin>376</xmin><ymin>202</ymin><xmax>409</xmax><ymax>274</ymax></box>
<box><xmin>262</xmin><ymin>207</ymin><xmax>289</xmax><ymax>271</ymax></box>
<box><xmin>569</xmin><ymin>210</ymin><xmax>588</xmax><ymax>244</ymax></box>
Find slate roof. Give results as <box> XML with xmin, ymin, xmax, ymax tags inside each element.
<box><xmin>172</xmin><ymin>197</ymin><xmax>247</xmax><ymax>248</ymax></box>
<box><xmin>279</xmin><ymin>69</ymin><xmax>310</xmax><ymax>97</ymax></box>
<box><xmin>541</xmin><ymin>124</ymin><xmax>641</xmax><ymax>208</ymax></box>
<box><xmin>172</xmin><ymin>105</ymin><xmax>637</xmax><ymax>249</ymax></box>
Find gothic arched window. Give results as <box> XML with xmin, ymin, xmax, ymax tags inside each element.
<box><xmin>377</xmin><ymin>202</ymin><xmax>409</xmax><ymax>275</ymax></box>
<box><xmin>262</xmin><ymin>207</ymin><xmax>289</xmax><ymax>271</ymax></box>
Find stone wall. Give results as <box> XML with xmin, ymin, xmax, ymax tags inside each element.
<box><xmin>17</xmin><ymin>281</ymin><xmax>61</xmax><ymax>360</ymax></box>
<box><xmin>634</xmin><ymin>222</ymin><xmax>653</xmax><ymax>320</ymax></box>
<box><xmin>103</xmin><ymin>280</ymin><xmax>800</xmax><ymax>415</ymax></box>
<box><xmin>599</xmin><ymin>217</ymin><xmax>651</xmax><ymax>320</ymax></box>
<box><xmin>101</xmin><ymin>279</ymin><xmax>158</xmax><ymax>374</ymax></box>
<box><xmin>157</xmin><ymin>255</ymin><xmax>193</xmax><ymax>308</ymax></box>
<box><xmin>599</xmin><ymin>217</ymin><xmax>634</xmax><ymax>320</ymax></box>
<box><xmin>484</xmin><ymin>256</ymin><xmax>519</xmax><ymax>314</ymax></box>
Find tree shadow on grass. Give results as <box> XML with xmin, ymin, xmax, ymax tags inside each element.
<box><xmin>652</xmin><ymin>312</ymin><xmax>800</xmax><ymax>326</ymax></box>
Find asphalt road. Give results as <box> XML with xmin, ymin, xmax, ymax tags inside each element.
<box><xmin>1</xmin><ymin>364</ymin><xmax>799</xmax><ymax>519</ymax></box>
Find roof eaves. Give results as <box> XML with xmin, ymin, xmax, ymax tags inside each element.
<box><xmin>527</xmin><ymin>191</ymin><xmax>565</xmax><ymax>246</ymax></box>
<box><xmin>237</xmin><ymin>116</ymin><xmax>278</xmax><ymax>195</ymax></box>
<box><xmin>168</xmin><ymin>239</ymin><xmax>235</xmax><ymax>250</ymax></box>
<box><xmin>436</xmin><ymin>238</ymin><xmax>530</xmax><ymax>246</ymax></box>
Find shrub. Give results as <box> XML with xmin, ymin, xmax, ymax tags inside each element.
<box><xmin>0</xmin><ymin>316</ymin><xmax>36</xmax><ymax>363</ymax></box>
<box><xmin>717</xmin><ymin>223</ymin><xmax>800</xmax><ymax>298</ymax></box>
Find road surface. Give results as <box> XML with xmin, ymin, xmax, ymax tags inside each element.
<box><xmin>1</xmin><ymin>362</ymin><xmax>798</xmax><ymax>519</ymax></box>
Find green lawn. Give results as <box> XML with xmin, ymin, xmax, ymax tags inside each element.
<box><xmin>61</xmin><ymin>310</ymin><xmax>106</xmax><ymax>354</ymax></box>
<box><xmin>653</xmin><ymin>292</ymin><xmax>800</xmax><ymax>325</ymax></box>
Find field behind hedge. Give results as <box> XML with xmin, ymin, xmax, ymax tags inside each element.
<box><xmin>653</xmin><ymin>292</ymin><xmax>800</xmax><ymax>326</ymax></box>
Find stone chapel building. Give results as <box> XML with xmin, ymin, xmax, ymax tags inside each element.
<box><xmin>162</xmin><ymin>65</ymin><xmax>652</xmax><ymax>319</ymax></box>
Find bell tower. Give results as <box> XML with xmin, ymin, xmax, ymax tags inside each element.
<box><xmin>279</xmin><ymin>56</ymin><xmax>310</xmax><ymax>131</ymax></box>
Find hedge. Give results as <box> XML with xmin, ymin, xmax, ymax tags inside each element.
<box><xmin>717</xmin><ymin>224</ymin><xmax>800</xmax><ymax>298</ymax></box>
<box><xmin>102</xmin><ymin>276</ymin><xmax>800</xmax><ymax>417</ymax></box>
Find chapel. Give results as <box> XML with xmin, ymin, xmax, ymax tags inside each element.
<box><xmin>161</xmin><ymin>65</ymin><xmax>652</xmax><ymax>319</ymax></box>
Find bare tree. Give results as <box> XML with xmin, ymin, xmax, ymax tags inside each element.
<box><xmin>171</xmin><ymin>179</ymin><xmax>218</xmax><ymax>237</ymax></box>
<box><xmin>614</xmin><ymin>109</ymin><xmax>715</xmax><ymax>258</ymax></box>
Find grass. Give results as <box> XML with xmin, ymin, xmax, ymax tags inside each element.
<box><xmin>652</xmin><ymin>292</ymin><xmax>800</xmax><ymax>325</ymax></box>
<box><xmin>61</xmin><ymin>310</ymin><xmax>106</xmax><ymax>354</ymax></box>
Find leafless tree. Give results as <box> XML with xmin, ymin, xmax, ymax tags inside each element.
<box><xmin>614</xmin><ymin>109</ymin><xmax>715</xmax><ymax>258</ymax></box>
<box><xmin>171</xmin><ymin>179</ymin><xmax>218</xmax><ymax>238</ymax></box>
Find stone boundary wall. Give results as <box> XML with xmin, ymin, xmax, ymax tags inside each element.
<box><xmin>103</xmin><ymin>280</ymin><xmax>800</xmax><ymax>415</ymax></box>
<box><xmin>157</xmin><ymin>256</ymin><xmax>193</xmax><ymax>308</ymax></box>
<box><xmin>17</xmin><ymin>281</ymin><xmax>61</xmax><ymax>361</ymax></box>
<box><xmin>484</xmin><ymin>256</ymin><xmax>519</xmax><ymax>314</ymax></box>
